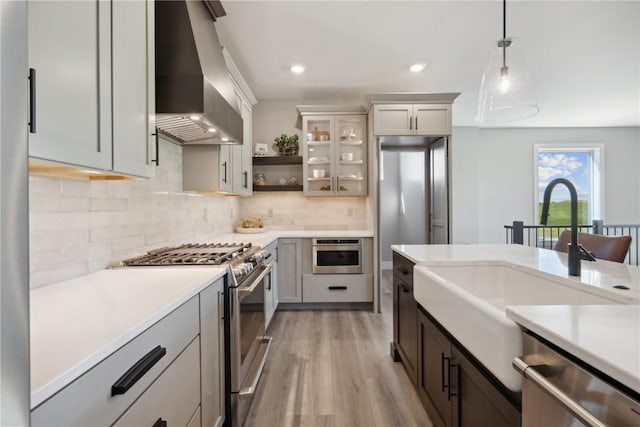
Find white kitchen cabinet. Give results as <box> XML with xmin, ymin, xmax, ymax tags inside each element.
<box><xmin>112</xmin><ymin>0</ymin><xmax>156</xmax><ymax>177</ymax></box>
<box><xmin>229</xmin><ymin>88</ymin><xmax>253</xmax><ymax>195</ymax></box>
<box><xmin>28</xmin><ymin>0</ymin><xmax>155</xmax><ymax>178</ymax></box>
<box><xmin>302</xmin><ymin>273</ymin><xmax>373</xmax><ymax>303</ymax></box>
<box><xmin>373</xmin><ymin>103</ymin><xmax>451</xmax><ymax>136</ymax></box>
<box><xmin>278</xmin><ymin>239</ymin><xmax>303</xmax><ymax>303</ymax></box>
<box><xmin>112</xmin><ymin>337</ymin><xmax>201</xmax><ymax>427</ymax></box>
<box><xmin>31</xmin><ymin>297</ymin><xmax>200</xmax><ymax>426</ymax></box>
<box><xmin>28</xmin><ymin>0</ymin><xmax>112</xmax><ymax>171</ymax></box>
<box><xmin>219</xmin><ymin>144</ymin><xmax>233</xmax><ymax>193</ymax></box>
<box><xmin>299</xmin><ymin>109</ymin><xmax>367</xmax><ymax>196</ymax></box>
<box><xmin>199</xmin><ymin>277</ymin><xmax>225</xmax><ymax>427</ymax></box>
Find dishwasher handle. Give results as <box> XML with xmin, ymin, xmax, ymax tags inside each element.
<box><xmin>513</xmin><ymin>357</ymin><xmax>607</xmax><ymax>427</ymax></box>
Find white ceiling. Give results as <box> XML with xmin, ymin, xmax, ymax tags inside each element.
<box><xmin>215</xmin><ymin>1</ymin><xmax>640</xmax><ymax>127</ymax></box>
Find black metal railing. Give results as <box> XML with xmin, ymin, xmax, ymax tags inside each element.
<box><xmin>504</xmin><ymin>220</ymin><xmax>639</xmax><ymax>266</ymax></box>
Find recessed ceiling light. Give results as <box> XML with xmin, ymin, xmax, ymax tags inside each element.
<box><xmin>208</xmin><ymin>128</ymin><xmax>217</xmax><ymax>133</ymax></box>
<box><xmin>290</xmin><ymin>64</ymin><xmax>305</xmax><ymax>74</ymax></box>
<box><xmin>190</xmin><ymin>115</ymin><xmax>201</xmax><ymax>121</ymax></box>
<box><xmin>409</xmin><ymin>63</ymin><xmax>426</xmax><ymax>73</ymax></box>
<box><xmin>221</xmin><ymin>137</ymin><xmax>229</xmax><ymax>142</ymax></box>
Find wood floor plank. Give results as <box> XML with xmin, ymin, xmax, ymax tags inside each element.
<box><xmin>244</xmin><ymin>272</ymin><xmax>432</xmax><ymax>427</ymax></box>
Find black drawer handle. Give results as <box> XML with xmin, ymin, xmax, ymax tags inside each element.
<box><xmin>328</xmin><ymin>286</ymin><xmax>347</xmax><ymax>291</ymax></box>
<box><xmin>111</xmin><ymin>345</ymin><xmax>166</xmax><ymax>396</ymax></box>
<box><xmin>398</xmin><ymin>267</ymin><xmax>409</xmax><ymax>275</ymax></box>
<box><xmin>152</xmin><ymin>418</ymin><xmax>167</xmax><ymax>427</ymax></box>
<box><xmin>151</xmin><ymin>131</ymin><xmax>159</xmax><ymax>166</ymax></box>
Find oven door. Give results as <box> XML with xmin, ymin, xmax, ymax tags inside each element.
<box><xmin>230</xmin><ymin>264</ymin><xmax>272</xmax><ymax>427</ymax></box>
<box><xmin>312</xmin><ymin>243</ymin><xmax>362</xmax><ymax>274</ymax></box>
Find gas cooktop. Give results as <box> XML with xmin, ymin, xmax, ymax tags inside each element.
<box><xmin>121</xmin><ymin>242</ymin><xmax>254</xmax><ymax>266</ymax></box>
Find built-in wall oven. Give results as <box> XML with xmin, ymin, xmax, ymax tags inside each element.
<box><xmin>312</xmin><ymin>238</ymin><xmax>363</xmax><ymax>274</ymax></box>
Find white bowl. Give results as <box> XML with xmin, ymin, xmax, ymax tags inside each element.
<box><xmin>312</xmin><ymin>169</ymin><xmax>325</xmax><ymax>178</ymax></box>
<box><xmin>341</xmin><ymin>152</ymin><xmax>353</xmax><ymax>161</ymax></box>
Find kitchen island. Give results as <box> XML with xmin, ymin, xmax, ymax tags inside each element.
<box><xmin>391</xmin><ymin>243</ymin><xmax>639</xmax><ymax>426</ymax></box>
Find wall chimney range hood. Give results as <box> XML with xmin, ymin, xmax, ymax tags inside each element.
<box><xmin>155</xmin><ymin>0</ymin><xmax>243</xmax><ymax>145</ymax></box>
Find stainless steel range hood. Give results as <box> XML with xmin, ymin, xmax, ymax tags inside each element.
<box><xmin>155</xmin><ymin>0</ymin><xmax>242</xmax><ymax>145</ymax></box>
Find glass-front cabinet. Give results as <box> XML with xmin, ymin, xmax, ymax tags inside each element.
<box><xmin>299</xmin><ymin>107</ymin><xmax>367</xmax><ymax>196</ymax></box>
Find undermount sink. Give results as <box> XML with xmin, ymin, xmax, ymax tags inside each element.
<box><xmin>413</xmin><ymin>261</ymin><xmax>623</xmax><ymax>392</ymax></box>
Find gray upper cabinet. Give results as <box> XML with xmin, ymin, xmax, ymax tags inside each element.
<box><xmin>225</xmin><ymin>48</ymin><xmax>256</xmax><ymax>197</ymax></box>
<box><xmin>28</xmin><ymin>1</ymin><xmax>112</xmax><ymax>171</ymax></box>
<box><xmin>112</xmin><ymin>0</ymin><xmax>156</xmax><ymax>177</ymax></box>
<box><xmin>28</xmin><ymin>0</ymin><xmax>155</xmax><ymax>178</ymax></box>
<box><xmin>373</xmin><ymin>103</ymin><xmax>451</xmax><ymax>136</ymax></box>
<box><xmin>229</xmin><ymin>88</ymin><xmax>253</xmax><ymax>195</ymax></box>
<box><xmin>299</xmin><ymin>106</ymin><xmax>368</xmax><ymax>197</ymax></box>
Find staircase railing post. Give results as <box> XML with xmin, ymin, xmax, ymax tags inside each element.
<box><xmin>512</xmin><ymin>221</ymin><xmax>524</xmax><ymax>245</ymax></box>
<box><xmin>592</xmin><ymin>219</ymin><xmax>604</xmax><ymax>235</ymax></box>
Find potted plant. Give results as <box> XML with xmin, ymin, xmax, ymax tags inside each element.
<box><xmin>273</xmin><ymin>134</ymin><xmax>299</xmax><ymax>156</ymax></box>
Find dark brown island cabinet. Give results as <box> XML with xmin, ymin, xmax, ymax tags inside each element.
<box><xmin>392</xmin><ymin>252</ymin><xmax>521</xmax><ymax>427</ymax></box>
<box><xmin>391</xmin><ymin>252</ymin><xmax>418</xmax><ymax>385</ymax></box>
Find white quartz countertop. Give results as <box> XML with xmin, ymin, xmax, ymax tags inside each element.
<box><xmin>506</xmin><ymin>305</ymin><xmax>640</xmax><ymax>393</ymax></box>
<box><xmin>30</xmin><ymin>267</ymin><xmax>226</xmax><ymax>409</ymax></box>
<box><xmin>392</xmin><ymin>244</ymin><xmax>640</xmax><ymax>301</ymax></box>
<box><xmin>392</xmin><ymin>244</ymin><xmax>640</xmax><ymax>393</ymax></box>
<box><xmin>214</xmin><ymin>229</ymin><xmax>374</xmax><ymax>248</ymax></box>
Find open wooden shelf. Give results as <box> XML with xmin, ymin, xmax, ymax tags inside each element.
<box><xmin>252</xmin><ymin>156</ymin><xmax>302</xmax><ymax>165</ymax></box>
<box><xmin>253</xmin><ymin>184</ymin><xmax>303</xmax><ymax>192</ymax></box>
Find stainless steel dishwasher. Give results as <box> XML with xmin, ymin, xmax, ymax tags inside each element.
<box><xmin>514</xmin><ymin>333</ymin><xmax>640</xmax><ymax>426</ymax></box>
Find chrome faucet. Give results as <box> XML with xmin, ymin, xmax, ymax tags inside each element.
<box><xmin>540</xmin><ymin>178</ymin><xmax>582</xmax><ymax>276</ymax></box>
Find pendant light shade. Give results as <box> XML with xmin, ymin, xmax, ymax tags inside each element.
<box><xmin>475</xmin><ymin>1</ymin><xmax>539</xmax><ymax>124</ymax></box>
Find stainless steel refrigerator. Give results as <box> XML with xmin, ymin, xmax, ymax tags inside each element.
<box><xmin>1</xmin><ymin>1</ymin><xmax>30</xmax><ymax>424</ymax></box>
<box><xmin>379</xmin><ymin>137</ymin><xmax>449</xmax><ymax>269</ymax></box>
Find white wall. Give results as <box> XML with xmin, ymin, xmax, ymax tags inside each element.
<box><xmin>29</xmin><ymin>139</ymin><xmax>240</xmax><ymax>288</ymax></box>
<box><xmin>240</xmin><ymin>98</ymin><xmax>372</xmax><ymax>230</ymax></box>
<box><xmin>450</xmin><ymin>127</ymin><xmax>640</xmax><ymax>243</ymax></box>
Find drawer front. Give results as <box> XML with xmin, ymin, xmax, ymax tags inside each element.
<box><xmin>32</xmin><ymin>297</ymin><xmax>200</xmax><ymax>427</ymax></box>
<box><xmin>302</xmin><ymin>274</ymin><xmax>373</xmax><ymax>303</ymax></box>
<box><xmin>113</xmin><ymin>337</ymin><xmax>201</xmax><ymax>427</ymax></box>
<box><xmin>393</xmin><ymin>252</ymin><xmax>414</xmax><ymax>287</ymax></box>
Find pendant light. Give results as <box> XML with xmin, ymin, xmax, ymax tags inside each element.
<box><xmin>475</xmin><ymin>0</ymin><xmax>539</xmax><ymax>124</ymax></box>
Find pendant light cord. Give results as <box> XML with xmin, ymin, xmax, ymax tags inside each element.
<box><xmin>502</xmin><ymin>0</ymin><xmax>507</xmax><ymax>68</ymax></box>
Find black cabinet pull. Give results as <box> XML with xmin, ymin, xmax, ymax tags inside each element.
<box><xmin>409</xmin><ymin>115</ymin><xmax>413</xmax><ymax>130</ymax></box>
<box><xmin>441</xmin><ymin>353</ymin><xmax>446</xmax><ymax>393</ymax></box>
<box><xmin>152</xmin><ymin>418</ymin><xmax>167</xmax><ymax>427</ymax></box>
<box><xmin>111</xmin><ymin>346</ymin><xmax>166</xmax><ymax>396</ymax></box>
<box><xmin>445</xmin><ymin>357</ymin><xmax>458</xmax><ymax>401</ymax></box>
<box><xmin>28</xmin><ymin>68</ymin><xmax>36</xmax><ymax>133</ymax></box>
<box><xmin>415</xmin><ymin>116</ymin><xmax>418</xmax><ymax>131</ymax></box>
<box><xmin>328</xmin><ymin>286</ymin><xmax>347</xmax><ymax>291</ymax></box>
<box><xmin>222</xmin><ymin>161</ymin><xmax>228</xmax><ymax>183</ymax></box>
<box><xmin>151</xmin><ymin>131</ymin><xmax>159</xmax><ymax>166</ymax></box>
<box><xmin>398</xmin><ymin>267</ymin><xmax>409</xmax><ymax>276</ymax></box>
<box><xmin>243</xmin><ymin>171</ymin><xmax>248</xmax><ymax>188</ymax></box>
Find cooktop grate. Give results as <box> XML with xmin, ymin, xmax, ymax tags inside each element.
<box><xmin>121</xmin><ymin>242</ymin><xmax>253</xmax><ymax>266</ymax></box>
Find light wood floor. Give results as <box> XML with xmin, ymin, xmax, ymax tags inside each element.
<box><xmin>244</xmin><ymin>271</ymin><xmax>433</xmax><ymax>427</ymax></box>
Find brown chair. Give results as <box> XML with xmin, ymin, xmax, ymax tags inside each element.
<box><xmin>554</xmin><ymin>231</ymin><xmax>632</xmax><ymax>263</ymax></box>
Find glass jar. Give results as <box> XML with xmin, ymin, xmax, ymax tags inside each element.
<box><xmin>254</xmin><ymin>172</ymin><xmax>266</xmax><ymax>186</ymax></box>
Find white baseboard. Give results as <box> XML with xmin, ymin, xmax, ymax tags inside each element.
<box><xmin>381</xmin><ymin>261</ymin><xmax>392</xmax><ymax>270</ymax></box>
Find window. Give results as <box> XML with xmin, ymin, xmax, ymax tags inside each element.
<box><xmin>534</xmin><ymin>145</ymin><xmax>603</xmax><ymax>225</ymax></box>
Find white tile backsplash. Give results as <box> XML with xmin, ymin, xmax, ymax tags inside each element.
<box><xmin>29</xmin><ymin>139</ymin><xmax>239</xmax><ymax>288</ymax></box>
<box><xmin>238</xmin><ymin>192</ymin><xmax>370</xmax><ymax>231</ymax></box>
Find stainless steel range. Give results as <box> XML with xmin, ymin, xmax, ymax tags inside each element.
<box><xmin>121</xmin><ymin>242</ymin><xmax>273</xmax><ymax>427</ymax></box>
